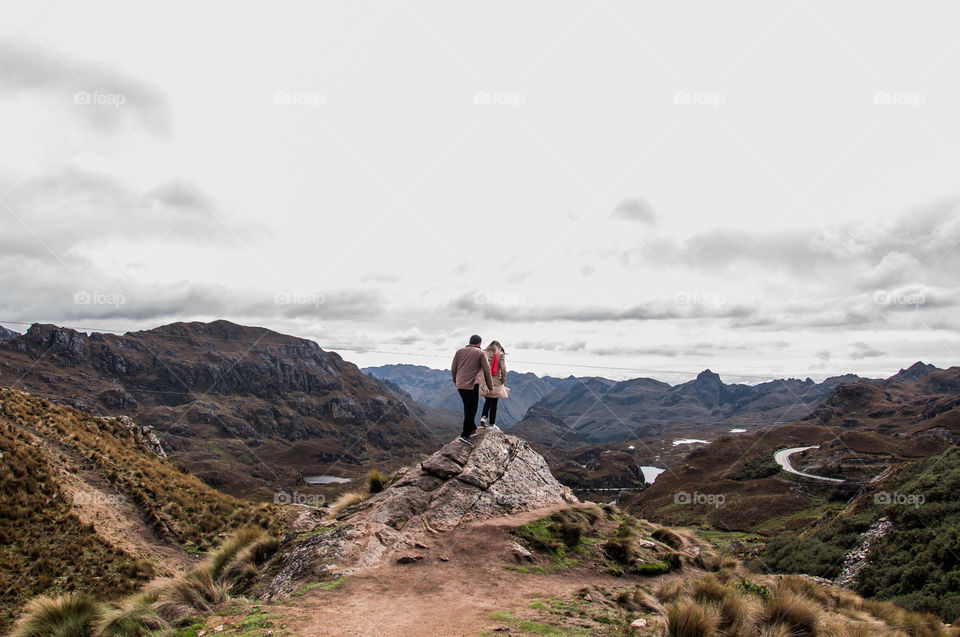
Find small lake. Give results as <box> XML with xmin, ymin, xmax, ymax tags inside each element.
<box><xmin>640</xmin><ymin>465</ymin><xmax>666</xmax><ymax>483</ymax></box>
<box><xmin>672</xmin><ymin>438</ymin><xmax>709</xmax><ymax>446</ymax></box>
<box><xmin>304</xmin><ymin>475</ymin><xmax>352</xmax><ymax>485</ymax></box>
<box><xmin>729</xmin><ymin>428</ymin><xmax>747</xmax><ymax>433</ymax></box>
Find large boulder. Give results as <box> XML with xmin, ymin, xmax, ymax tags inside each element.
<box><xmin>257</xmin><ymin>428</ymin><xmax>577</xmax><ymax>598</ymax></box>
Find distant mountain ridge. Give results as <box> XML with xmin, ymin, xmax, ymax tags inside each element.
<box><xmin>362</xmin><ymin>362</ymin><xmax>614</xmax><ymax>427</ymax></box>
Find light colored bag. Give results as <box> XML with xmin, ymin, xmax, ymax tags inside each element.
<box><xmin>481</xmin><ymin>382</ymin><xmax>509</xmax><ymax>399</ymax></box>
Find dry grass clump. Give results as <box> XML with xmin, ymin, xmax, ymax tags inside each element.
<box><xmin>366</xmin><ymin>469</ymin><xmax>391</xmax><ymax>494</ymax></box>
<box><xmin>11</xmin><ymin>593</ymin><xmax>103</xmax><ymax>637</ymax></box>
<box><xmin>652</xmin><ymin>569</ymin><xmax>952</xmax><ymax>637</ymax></box>
<box><xmin>94</xmin><ymin>591</ymin><xmax>165</xmax><ymax>636</ymax></box>
<box><xmin>329</xmin><ymin>490</ymin><xmax>371</xmax><ymax>517</ymax></box>
<box><xmin>12</xmin><ymin>527</ymin><xmax>281</xmax><ymax>635</ymax></box>
<box><xmin>666</xmin><ymin>595</ymin><xmax>721</xmax><ymax>636</ymax></box>
<box><xmin>762</xmin><ymin>589</ymin><xmax>820</xmax><ymax>636</ymax></box>
<box><xmin>651</xmin><ymin>527</ymin><xmax>684</xmax><ymax>549</ymax></box>
<box><xmin>153</xmin><ymin>568</ymin><xmax>228</xmax><ymax>624</ymax></box>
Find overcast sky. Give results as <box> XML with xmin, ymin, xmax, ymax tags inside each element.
<box><xmin>2</xmin><ymin>1</ymin><xmax>959</xmax><ymax>383</ymax></box>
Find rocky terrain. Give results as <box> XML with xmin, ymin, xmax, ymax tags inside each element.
<box><xmin>257</xmin><ymin>427</ymin><xmax>578</xmax><ymax>598</ymax></box>
<box><xmin>0</xmin><ymin>321</ymin><xmax>444</xmax><ymax>498</ymax></box>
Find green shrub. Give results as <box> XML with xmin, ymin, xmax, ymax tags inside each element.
<box><xmin>732</xmin><ymin>455</ymin><xmax>782</xmax><ymax>481</ymax></box>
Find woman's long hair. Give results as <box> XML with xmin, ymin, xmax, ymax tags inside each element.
<box><xmin>485</xmin><ymin>340</ymin><xmax>506</xmax><ymax>355</ymax></box>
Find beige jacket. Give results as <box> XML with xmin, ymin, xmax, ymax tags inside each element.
<box><xmin>451</xmin><ymin>344</ymin><xmax>493</xmax><ymax>390</ymax></box>
<box><xmin>479</xmin><ymin>346</ymin><xmax>508</xmax><ymax>399</ymax></box>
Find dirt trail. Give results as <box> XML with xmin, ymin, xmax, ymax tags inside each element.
<box><xmin>24</xmin><ymin>425</ymin><xmax>196</xmax><ymax>575</ymax></box>
<box><xmin>277</xmin><ymin>505</ymin><xmax>651</xmax><ymax>637</ymax></box>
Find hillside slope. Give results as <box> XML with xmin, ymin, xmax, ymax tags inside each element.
<box><xmin>0</xmin><ymin>389</ymin><xmax>279</xmax><ymax>631</ymax></box>
<box><xmin>0</xmin><ymin>321</ymin><xmax>443</xmax><ymax>497</ymax></box>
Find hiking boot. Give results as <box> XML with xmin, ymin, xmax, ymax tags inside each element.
<box><xmin>479</xmin><ymin>416</ymin><xmax>487</xmax><ymax>427</ymax></box>
<box><xmin>458</xmin><ymin>436</ymin><xmax>475</xmax><ymax>447</ymax></box>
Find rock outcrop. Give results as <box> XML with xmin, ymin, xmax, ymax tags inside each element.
<box><xmin>834</xmin><ymin>517</ymin><xmax>892</xmax><ymax>588</ymax></box>
<box><xmin>257</xmin><ymin>428</ymin><xmax>578</xmax><ymax>598</ymax></box>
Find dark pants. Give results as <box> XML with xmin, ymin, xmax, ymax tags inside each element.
<box><xmin>482</xmin><ymin>397</ymin><xmax>499</xmax><ymax>425</ymax></box>
<box><xmin>458</xmin><ymin>384</ymin><xmax>479</xmax><ymax>437</ymax></box>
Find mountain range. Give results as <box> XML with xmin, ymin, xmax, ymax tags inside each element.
<box><xmin>363</xmin><ymin>363</ymin><xmax>614</xmax><ymax>427</ymax></box>
<box><xmin>366</xmin><ymin>362</ymin><xmax>867</xmax><ymax>442</ymax></box>
<box><xmin>0</xmin><ymin>321</ymin><xmax>443</xmax><ymax>498</ymax></box>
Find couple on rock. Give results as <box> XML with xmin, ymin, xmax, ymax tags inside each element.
<box><xmin>450</xmin><ymin>335</ymin><xmax>509</xmax><ymax>446</ymax></box>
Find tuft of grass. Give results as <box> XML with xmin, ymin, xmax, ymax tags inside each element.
<box><xmin>328</xmin><ymin>490</ymin><xmax>370</xmax><ymax>517</ymax></box>
<box><xmin>11</xmin><ymin>593</ymin><xmax>104</xmax><ymax>637</ymax></box>
<box><xmin>762</xmin><ymin>589</ymin><xmax>820</xmax><ymax>636</ymax></box>
<box><xmin>516</xmin><ymin>508</ymin><xmax>597</xmax><ymax>553</ymax></box>
<box><xmin>666</xmin><ymin>596</ymin><xmax>721</xmax><ymax>637</ymax></box>
<box><xmin>153</xmin><ymin>568</ymin><xmax>228</xmax><ymax>624</ymax></box>
<box><xmin>209</xmin><ymin>527</ymin><xmax>263</xmax><ymax>581</ymax></box>
<box><xmin>94</xmin><ymin>591</ymin><xmax>166</xmax><ymax>636</ymax></box>
<box><xmin>219</xmin><ymin>535</ymin><xmax>280</xmax><ymax>590</ymax></box>
<box><xmin>366</xmin><ymin>469</ymin><xmax>391</xmax><ymax>494</ymax></box>
<box><xmin>651</xmin><ymin>527</ymin><xmax>684</xmax><ymax>549</ymax></box>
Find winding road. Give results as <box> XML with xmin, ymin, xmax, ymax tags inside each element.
<box><xmin>773</xmin><ymin>445</ymin><xmax>844</xmax><ymax>483</ymax></box>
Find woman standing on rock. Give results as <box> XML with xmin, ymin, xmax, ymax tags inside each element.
<box><xmin>479</xmin><ymin>340</ymin><xmax>508</xmax><ymax>429</ymax></box>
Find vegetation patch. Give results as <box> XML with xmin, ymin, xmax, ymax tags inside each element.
<box><xmin>762</xmin><ymin>446</ymin><xmax>960</xmax><ymax>622</ymax></box>
<box><xmin>10</xmin><ymin>527</ymin><xmax>281</xmax><ymax>637</ymax></box>
<box><xmin>731</xmin><ymin>454</ymin><xmax>783</xmax><ymax>481</ymax></box>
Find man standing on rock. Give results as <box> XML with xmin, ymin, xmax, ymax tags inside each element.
<box><xmin>451</xmin><ymin>335</ymin><xmax>494</xmax><ymax>445</ymax></box>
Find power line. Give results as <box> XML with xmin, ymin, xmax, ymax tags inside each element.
<box><xmin>0</xmin><ymin>318</ymin><xmax>854</xmax><ymax>382</ymax></box>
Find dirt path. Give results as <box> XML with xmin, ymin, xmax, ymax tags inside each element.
<box><xmin>23</xmin><ymin>425</ymin><xmax>197</xmax><ymax>575</ymax></box>
<box><xmin>276</xmin><ymin>506</ymin><xmax>653</xmax><ymax>637</ymax></box>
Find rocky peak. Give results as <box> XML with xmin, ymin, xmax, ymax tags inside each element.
<box><xmin>888</xmin><ymin>361</ymin><xmax>940</xmax><ymax>382</ymax></box>
<box><xmin>16</xmin><ymin>323</ymin><xmax>88</xmax><ymax>365</ymax></box>
<box><xmin>0</xmin><ymin>326</ymin><xmax>18</xmax><ymax>340</ymax></box>
<box><xmin>258</xmin><ymin>428</ymin><xmax>577</xmax><ymax>598</ymax></box>
<box><xmin>694</xmin><ymin>369</ymin><xmax>723</xmax><ymax>386</ymax></box>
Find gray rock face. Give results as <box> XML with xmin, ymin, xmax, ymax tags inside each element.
<box><xmin>834</xmin><ymin>517</ymin><xmax>892</xmax><ymax>588</ymax></box>
<box><xmin>256</xmin><ymin>428</ymin><xmax>577</xmax><ymax>598</ymax></box>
